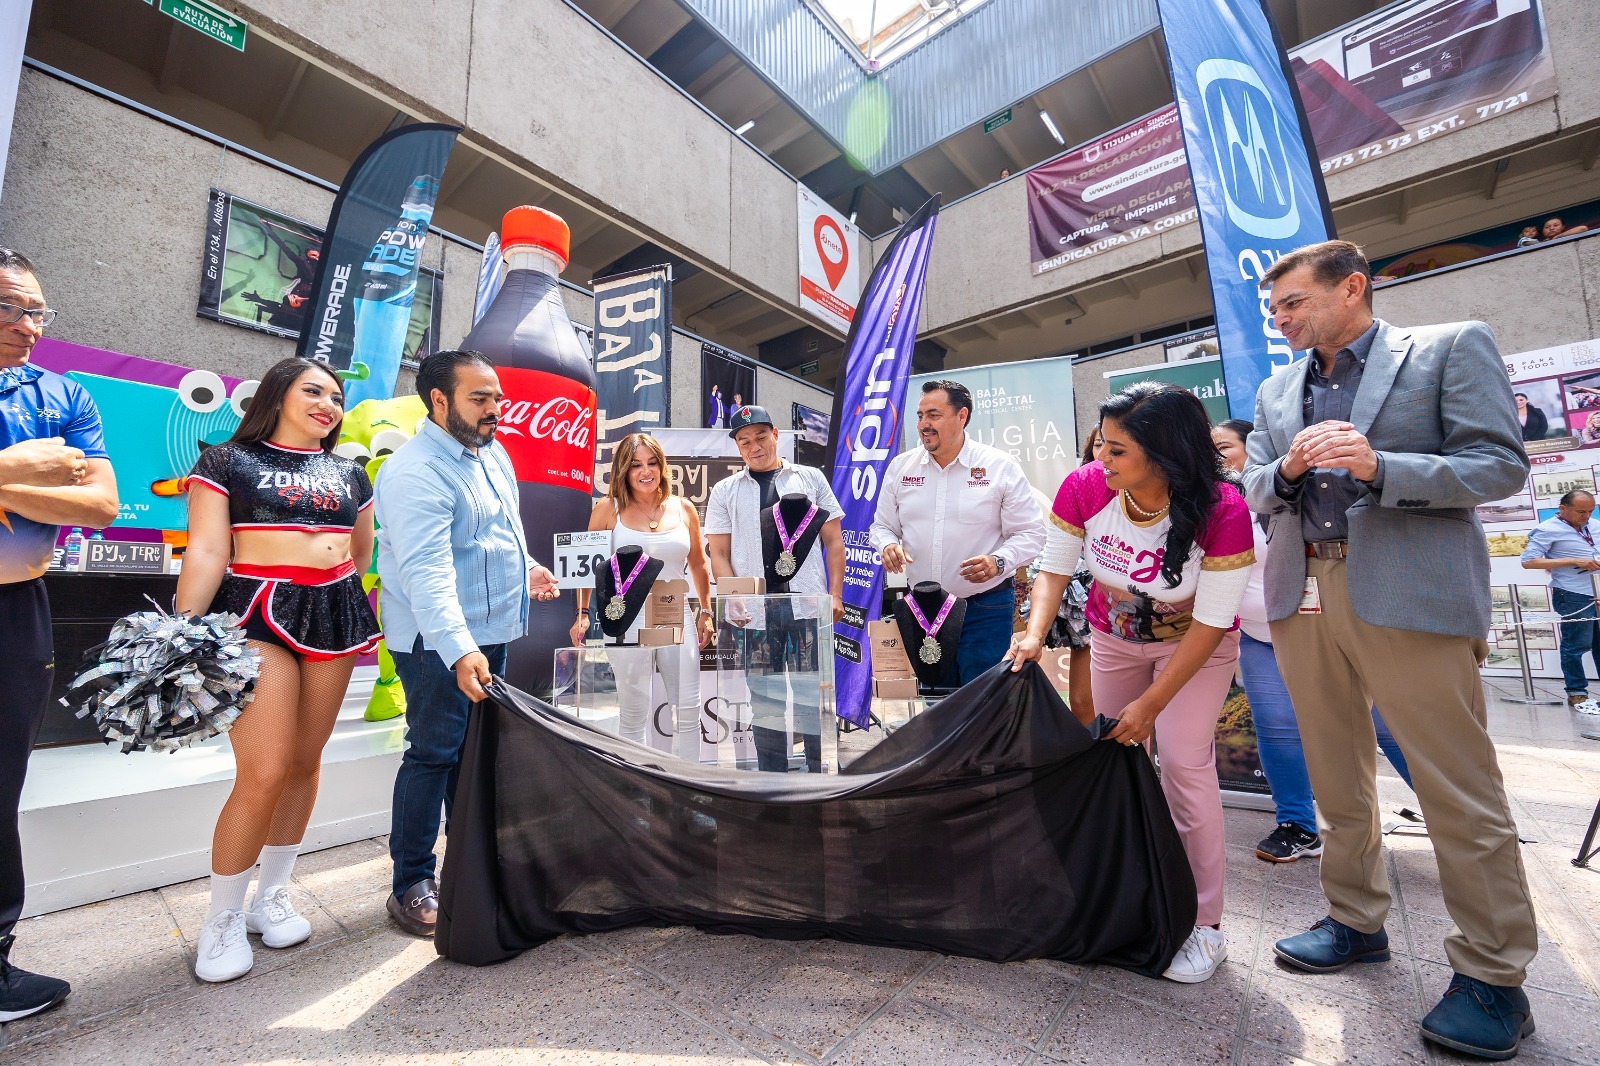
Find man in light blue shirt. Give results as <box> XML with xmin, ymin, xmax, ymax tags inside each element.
<box><xmin>375</xmin><ymin>349</ymin><xmax>558</xmax><ymax>937</ymax></box>
<box><xmin>1521</xmin><ymin>489</ymin><xmax>1600</xmax><ymax>711</ymax></box>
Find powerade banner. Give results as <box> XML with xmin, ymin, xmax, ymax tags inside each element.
<box><xmin>591</xmin><ymin>265</ymin><xmax>672</xmax><ymax>482</ymax></box>
<box><xmin>1105</xmin><ymin>356</ymin><xmax>1232</xmax><ymax>424</ymax></box>
<box><xmin>1155</xmin><ymin>0</ymin><xmax>1335</xmax><ymax>421</ymax></box>
<box><xmin>294</xmin><ymin>123</ymin><xmax>460</xmax><ymax>407</ymax></box>
<box><xmin>826</xmin><ymin>195</ymin><xmax>940</xmax><ymax>728</ymax></box>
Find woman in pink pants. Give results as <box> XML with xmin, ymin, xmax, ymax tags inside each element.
<box><xmin>1011</xmin><ymin>382</ymin><xmax>1254</xmax><ymax>983</ymax></box>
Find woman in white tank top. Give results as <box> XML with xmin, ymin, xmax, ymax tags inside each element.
<box><xmin>571</xmin><ymin>434</ymin><xmax>715</xmax><ymax>760</ymax></box>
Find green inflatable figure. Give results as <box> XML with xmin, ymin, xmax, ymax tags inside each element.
<box><xmin>335</xmin><ymin>394</ymin><xmax>428</xmax><ymax>722</ymax></box>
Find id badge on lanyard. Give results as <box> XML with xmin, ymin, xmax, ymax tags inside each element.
<box><xmin>1298</xmin><ymin>577</ymin><xmax>1322</xmax><ymax>615</ymax></box>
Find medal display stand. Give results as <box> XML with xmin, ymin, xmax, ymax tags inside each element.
<box><xmin>714</xmin><ymin>593</ymin><xmax>838</xmax><ymax>774</ymax></box>
<box><xmin>760</xmin><ymin>494</ymin><xmax>828</xmax><ymax>592</ymax></box>
<box><xmin>594</xmin><ymin>547</ymin><xmax>664</xmax><ymax>644</ymax></box>
<box><xmin>890</xmin><ymin>582</ymin><xmax>965</xmax><ymax>696</ymax></box>
<box><xmin>552</xmin><ymin>593</ymin><xmax>839</xmax><ymax>773</ymax></box>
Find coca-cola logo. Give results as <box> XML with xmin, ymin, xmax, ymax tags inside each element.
<box><xmin>497</xmin><ymin>396</ymin><xmax>594</xmax><ymax>451</ymax></box>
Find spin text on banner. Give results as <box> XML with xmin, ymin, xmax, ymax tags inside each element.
<box><xmin>826</xmin><ymin>195</ymin><xmax>941</xmax><ymax>728</ymax></box>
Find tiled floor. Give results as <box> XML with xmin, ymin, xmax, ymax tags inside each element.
<box><xmin>3</xmin><ymin>681</ymin><xmax>1598</xmax><ymax>1064</ymax></box>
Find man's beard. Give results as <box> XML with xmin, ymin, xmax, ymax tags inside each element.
<box><xmin>446</xmin><ymin>401</ymin><xmax>498</xmax><ymax>448</ymax></box>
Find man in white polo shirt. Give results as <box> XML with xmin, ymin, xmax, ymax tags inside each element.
<box><xmin>706</xmin><ymin>404</ymin><xmax>845</xmax><ymax>772</ymax></box>
<box><xmin>870</xmin><ymin>379</ymin><xmax>1046</xmax><ymax>685</ymax></box>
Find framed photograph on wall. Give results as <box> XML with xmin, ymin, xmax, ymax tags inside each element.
<box><xmin>701</xmin><ymin>342</ymin><xmax>756</xmax><ymax>430</ymax></box>
<box><xmin>197</xmin><ymin>189</ymin><xmax>443</xmax><ymax>364</ymax></box>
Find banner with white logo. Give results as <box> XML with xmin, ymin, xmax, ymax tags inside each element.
<box><xmin>591</xmin><ymin>265</ymin><xmax>672</xmax><ymax>481</ymax></box>
<box><xmin>826</xmin><ymin>194</ymin><xmax>940</xmax><ymax>728</ymax></box>
<box><xmin>797</xmin><ymin>185</ymin><xmax>860</xmax><ymax>335</ymax></box>
<box><xmin>1156</xmin><ymin>0</ymin><xmax>1335</xmax><ymax>420</ymax></box>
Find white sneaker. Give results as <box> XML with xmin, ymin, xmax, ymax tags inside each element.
<box><xmin>245</xmin><ymin>885</ymin><xmax>312</xmax><ymax>948</ymax></box>
<box><xmin>194</xmin><ymin>910</ymin><xmax>253</xmax><ymax>983</ymax></box>
<box><xmin>1574</xmin><ymin>699</ymin><xmax>1600</xmax><ymax>716</ymax></box>
<box><xmin>1162</xmin><ymin>925</ymin><xmax>1227</xmax><ymax>984</ymax></box>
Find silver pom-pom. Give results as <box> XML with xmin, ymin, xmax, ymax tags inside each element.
<box><xmin>62</xmin><ymin>600</ymin><xmax>261</xmax><ymax>754</ymax></box>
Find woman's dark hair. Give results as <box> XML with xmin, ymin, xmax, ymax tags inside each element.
<box><xmin>1100</xmin><ymin>381</ymin><xmax>1228</xmax><ymax>589</ymax></box>
<box><xmin>1216</xmin><ymin>419</ymin><xmax>1254</xmax><ymax>446</ymax></box>
<box><xmin>1080</xmin><ymin>424</ymin><xmax>1102</xmax><ymax>464</ymax></box>
<box><xmin>230</xmin><ymin>357</ymin><xmax>344</xmax><ymax>452</ymax></box>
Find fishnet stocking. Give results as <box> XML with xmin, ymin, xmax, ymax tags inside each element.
<box><xmin>210</xmin><ymin>642</ymin><xmax>356</xmax><ymax>875</ymax></box>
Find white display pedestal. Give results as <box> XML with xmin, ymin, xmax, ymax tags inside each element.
<box><xmin>19</xmin><ymin>667</ymin><xmax>404</xmax><ymax>917</ymax></box>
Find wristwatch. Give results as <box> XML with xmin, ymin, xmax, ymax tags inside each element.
<box><xmin>992</xmin><ymin>553</ymin><xmax>1009</xmax><ymax>575</ymax></box>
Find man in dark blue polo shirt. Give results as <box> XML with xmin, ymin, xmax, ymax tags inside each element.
<box><xmin>0</xmin><ymin>249</ymin><xmax>117</xmax><ymax>1023</ymax></box>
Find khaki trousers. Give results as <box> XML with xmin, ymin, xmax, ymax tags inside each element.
<box><xmin>1269</xmin><ymin>557</ymin><xmax>1537</xmax><ymax>985</ymax></box>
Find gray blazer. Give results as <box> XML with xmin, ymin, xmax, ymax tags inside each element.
<box><xmin>1241</xmin><ymin>319</ymin><xmax>1530</xmax><ymax>638</ymax></box>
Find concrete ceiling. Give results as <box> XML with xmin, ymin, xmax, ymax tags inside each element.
<box><xmin>23</xmin><ymin>0</ymin><xmax>819</xmax><ymax>360</ymax></box>
<box><xmin>573</xmin><ymin>0</ymin><xmax>1383</xmax><ymax>235</ymax></box>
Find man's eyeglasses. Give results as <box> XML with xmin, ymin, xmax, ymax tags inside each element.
<box><xmin>0</xmin><ymin>302</ymin><xmax>57</xmax><ymax>328</ymax></box>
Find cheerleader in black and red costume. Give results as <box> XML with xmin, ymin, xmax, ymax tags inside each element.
<box><xmin>175</xmin><ymin>356</ymin><xmax>380</xmax><ymax>983</ymax></box>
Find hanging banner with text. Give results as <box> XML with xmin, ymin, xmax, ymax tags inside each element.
<box><xmin>798</xmin><ymin>185</ymin><xmax>860</xmax><ymax>334</ymax></box>
<box><xmin>906</xmin><ymin>357</ymin><xmax>1077</xmax><ymax>507</ymax></box>
<box><xmin>591</xmin><ymin>264</ymin><xmax>671</xmax><ymax>481</ymax></box>
<box><xmin>826</xmin><ymin>194</ymin><xmax>941</xmax><ymax>729</ymax></box>
<box><xmin>1029</xmin><ymin>0</ymin><xmax>1556</xmax><ymax>275</ymax></box>
<box><xmin>1026</xmin><ymin>108</ymin><xmax>1197</xmax><ymax>275</ymax></box>
<box><xmin>293</xmin><ymin>122</ymin><xmax>459</xmax><ymax>407</ymax></box>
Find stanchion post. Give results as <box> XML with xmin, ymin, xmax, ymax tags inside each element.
<box><xmin>1504</xmin><ymin>583</ymin><xmax>1563</xmax><ymax>706</ymax></box>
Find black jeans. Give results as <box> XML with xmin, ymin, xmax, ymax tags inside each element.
<box><xmin>0</xmin><ymin>579</ymin><xmax>53</xmax><ymax>938</ymax></box>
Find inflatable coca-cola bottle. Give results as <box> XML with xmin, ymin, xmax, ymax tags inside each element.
<box><xmin>461</xmin><ymin>206</ymin><xmax>597</xmax><ymax>695</ymax></box>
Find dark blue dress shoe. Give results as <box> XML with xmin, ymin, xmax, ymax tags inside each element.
<box><xmin>1421</xmin><ymin>973</ymin><xmax>1534</xmax><ymax>1060</ymax></box>
<box><xmin>1273</xmin><ymin>916</ymin><xmax>1391</xmax><ymax>972</ymax></box>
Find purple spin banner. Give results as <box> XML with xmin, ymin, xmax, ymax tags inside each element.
<box><xmin>826</xmin><ymin>195</ymin><xmax>941</xmax><ymax>728</ymax></box>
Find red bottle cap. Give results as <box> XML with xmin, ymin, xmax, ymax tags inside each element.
<box><xmin>500</xmin><ymin>206</ymin><xmax>570</xmax><ymax>267</ymax></box>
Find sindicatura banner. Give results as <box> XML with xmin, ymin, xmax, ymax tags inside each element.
<box><xmin>197</xmin><ymin>189</ymin><xmax>442</xmax><ymax>366</ymax></box>
<box><xmin>1029</xmin><ymin>0</ymin><xmax>1558</xmax><ymax>274</ymax></box>
<box><xmin>1481</xmin><ymin>335</ymin><xmax>1600</xmax><ymax>683</ymax></box>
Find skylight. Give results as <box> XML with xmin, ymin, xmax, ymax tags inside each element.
<box><xmin>813</xmin><ymin>0</ymin><xmax>996</xmax><ymax>65</ymax></box>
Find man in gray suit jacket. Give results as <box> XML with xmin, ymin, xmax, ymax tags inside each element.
<box><xmin>1243</xmin><ymin>241</ymin><xmax>1537</xmax><ymax>1061</ymax></box>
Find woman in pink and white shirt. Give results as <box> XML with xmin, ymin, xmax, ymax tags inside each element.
<box><xmin>1011</xmin><ymin>382</ymin><xmax>1254</xmax><ymax>984</ymax></box>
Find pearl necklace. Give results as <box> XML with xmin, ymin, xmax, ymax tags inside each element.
<box><xmin>1123</xmin><ymin>489</ymin><xmax>1170</xmax><ymax>521</ymax></box>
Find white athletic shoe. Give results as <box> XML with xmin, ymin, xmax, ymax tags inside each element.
<box><xmin>194</xmin><ymin>910</ymin><xmax>253</xmax><ymax>983</ymax></box>
<box><xmin>246</xmin><ymin>886</ymin><xmax>312</xmax><ymax>948</ymax></box>
<box><xmin>1163</xmin><ymin>925</ymin><xmax>1227</xmax><ymax>984</ymax></box>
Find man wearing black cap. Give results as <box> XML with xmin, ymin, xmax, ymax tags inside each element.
<box><xmin>705</xmin><ymin>405</ymin><xmax>845</xmax><ymax>771</ymax></box>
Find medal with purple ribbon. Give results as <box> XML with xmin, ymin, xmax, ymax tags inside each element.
<box><xmin>605</xmin><ymin>552</ymin><xmax>650</xmax><ymax>620</ymax></box>
<box><xmin>772</xmin><ymin>501</ymin><xmax>819</xmax><ymax>578</ymax></box>
<box><xmin>905</xmin><ymin>593</ymin><xmax>956</xmax><ymax>665</ymax></box>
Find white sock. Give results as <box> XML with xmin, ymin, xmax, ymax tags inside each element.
<box><xmin>207</xmin><ymin>869</ymin><xmax>253</xmax><ymax>919</ymax></box>
<box><xmin>253</xmin><ymin>844</ymin><xmax>301</xmax><ymax>899</ymax></box>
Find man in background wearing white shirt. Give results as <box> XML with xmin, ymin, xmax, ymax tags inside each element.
<box><xmin>870</xmin><ymin>380</ymin><xmax>1046</xmax><ymax>685</ymax></box>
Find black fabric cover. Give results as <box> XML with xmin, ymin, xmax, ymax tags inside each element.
<box><xmin>436</xmin><ymin>662</ymin><xmax>1197</xmax><ymax>977</ymax></box>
